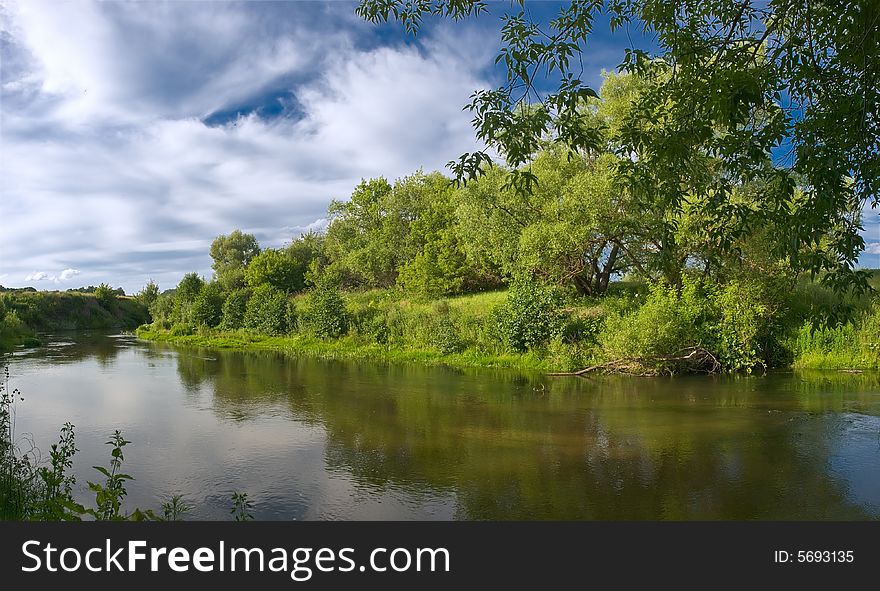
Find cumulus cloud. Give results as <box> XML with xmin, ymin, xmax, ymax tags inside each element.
<box><xmin>59</xmin><ymin>268</ymin><xmax>81</xmax><ymax>281</ymax></box>
<box><xmin>22</xmin><ymin>268</ymin><xmax>81</xmax><ymax>284</ymax></box>
<box><xmin>866</xmin><ymin>243</ymin><xmax>880</xmax><ymax>255</ymax></box>
<box><xmin>0</xmin><ymin>1</ymin><xmax>501</xmax><ymax>293</ymax></box>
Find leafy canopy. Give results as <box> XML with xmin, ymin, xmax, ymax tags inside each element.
<box><xmin>356</xmin><ymin>0</ymin><xmax>879</xmax><ymax>292</ymax></box>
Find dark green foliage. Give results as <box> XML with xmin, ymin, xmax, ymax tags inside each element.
<box><xmin>221</xmin><ymin>288</ymin><xmax>250</xmax><ymax>330</ymax></box>
<box><xmin>286</xmin><ymin>232</ymin><xmax>326</xmax><ymax>287</ymax></box>
<box><xmin>430</xmin><ymin>314</ymin><xmax>464</xmax><ymax>355</ymax></box>
<box><xmin>161</xmin><ymin>494</ymin><xmax>191</xmax><ymax>521</ymax></box>
<box><xmin>172</xmin><ymin>272</ymin><xmax>205</xmax><ymax>325</ymax></box>
<box><xmin>323</xmin><ymin>177</ymin><xmax>396</xmax><ymax>288</ymax></box>
<box><xmin>598</xmin><ymin>276</ymin><xmax>791</xmax><ymax>373</ymax></box>
<box><xmin>86</xmin><ymin>430</ymin><xmax>133</xmax><ymax>521</ymax></box>
<box><xmin>298</xmin><ymin>284</ymin><xmax>349</xmax><ymax>339</ymax></box>
<box><xmin>244</xmin><ymin>284</ymin><xmax>290</xmax><ymax>336</ymax></box>
<box><xmin>494</xmin><ymin>279</ymin><xmax>566</xmax><ymax>352</ymax></box>
<box><xmin>37</xmin><ymin>422</ymin><xmax>78</xmax><ymax>520</ymax></box>
<box><xmin>192</xmin><ymin>282</ymin><xmax>225</xmax><ymax>327</ymax></box>
<box><xmin>245</xmin><ymin>248</ymin><xmax>307</xmax><ymax>293</ymax></box>
<box><xmin>357</xmin><ymin>0</ymin><xmax>878</xmax><ymax>292</ymax></box>
<box><xmin>135</xmin><ymin>280</ymin><xmax>160</xmax><ymax>310</ymax></box>
<box><xmin>231</xmin><ymin>492</ymin><xmax>254</xmax><ymax>521</ymax></box>
<box><xmin>94</xmin><ymin>283</ymin><xmax>116</xmax><ymax>310</ymax></box>
<box><xmin>0</xmin><ymin>308</ymin><xmax>32</xmax><ymax>352</ymax></box>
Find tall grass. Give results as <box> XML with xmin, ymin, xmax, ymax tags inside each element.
<box><xmin>790</xmin><ymin>302</ymin><xmax>880</xmax><ymax>369</ymax></box>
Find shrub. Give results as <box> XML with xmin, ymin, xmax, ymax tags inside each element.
<box><xmin>598</xmin><ymin>278</ymin><xmax>716</xmax><ymax>361</ymax></box>
<box><xmin>148</xmin><ymin>294</ymin><xmax>174</xmax><ymax>329</ymax></box>
<box><xmin>94</xmin><ymin>283</ymin><xmax>116</xmax><ymax>310</ymax></box>
<box><xmin>431</xmin><ymin>315</ymin><xmax>464</xmax><ymax>354</ymax></box>
<box><xmin>298</xmin><ymin>284</ymin><xmax>349</xmax><ymax>339</ymax></box>
<box><xmin>715</xmin><ymin>279</ymin><xmax>776</xmax><ymax>371</ymax></box>
<box><xmin>493</xmin><ymin>279</ymin><xmax>566</xmax><ymax>352</ymax></box>
<box><xmin>349</xmin><ymin>305</ymin><xmax>389</xmax><ymax>344</ymax></box>
<box><xmin>135</xmin><ymin>280</ymin><xmax>160</xmax><ymax>310</ymax></box>
<box><xmin>191</xmin><ymin>283</ymin><xmax>225</xmax><ymax>327</ymax></box>
<box><xmin>244</xmin><ymin>285</ymin><xmax>290</xmax><ymax>336</ymax></box>
<box><xmin>221</xmin><ymin>288</ymin><xmax>250</xmax><ymax>330</ymax></box>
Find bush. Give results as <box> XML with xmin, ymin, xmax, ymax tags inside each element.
<box><xmin>221</xmin><ymin>288</ymin><xmax>250</xmax><ymax>330</ymax></box>
<box><xmin>431</xmin><ymin>314</ymin><xmax>464</xmax><ymax>354</ymax></box>
<box><xmin>493</xmin><ymin>279</ymin><xmax>566</xmax><ymax>352</ymax></box>
<box><xmin>715</xmin><ymin>279</ymin><xmax>776</xmax><ymax>371</ymax></box>
<box><xmin>598</xmin><ymin>278</ymin><xmax>715</xmax><ymax>360</ymax></box>
<box><xmin>191</xmin><ymin>283</ymin><xmax>225</xmax><ymax>327</ymax></box>
<box><xmin>94</xmin><ymin>283</ymin><xmax>116</xmax><ymax>310</ymax></box>
<box><xmin>298</xmin><ymin>284</ymin><xmax>349</xmax><ymax>339</ymax></box>
<box><xmin>244</xmin><ymin>285</ymin><xmax>290</xmax><ymax>336</ymax></box>
<box><xmin>149</xmin><ymin>294</ymin><xmax>174</xmax><ymax>329</ymax></box>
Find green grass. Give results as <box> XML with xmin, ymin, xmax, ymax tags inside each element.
<box><xmin>136</xmin><ymin>327</ymin><xmax>550</xmax><ymax>372</ymax></box>
<box><xmin>139</xmin><ymin>277</ymin><xmax>880</xmax><ymax>374</ymax></box>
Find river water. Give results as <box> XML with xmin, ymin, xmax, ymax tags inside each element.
<box><xmin>3</xmin><ymin>332</ymin><xmax>879</xmax><ymax>520</ymax></box>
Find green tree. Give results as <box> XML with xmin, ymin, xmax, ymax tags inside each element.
<box><xmin>244</xmin><ymin>248</ymin><xmax>306</xmax><ymax>294</ymax></box>
<box><xmin>210</xmin><ymin>230</ymin><xmax>260</xmax><ymax>290</ymax></box>
<box><xmin>94</xmin><ymin>283</ymin><xmax>116</xmax><ymax>310</ymax></box>
<box><xmin>357</xmin><ymin>0</ymin><xmax>879</xmax><ymax>293</ymax></box>
<box><xmin>191</xmin><ymin>282</ymin><xmax>224</xmax><ymax>327</ymax></box>
<box><xmin>322</xmin><ymin>177</ymin><xmax>396</xmax><ymax>288</ymax></box>
<box><xmin>135</xmin><ymin>280</ymin><xmax>159</xmax><ymax>310</ymax></box>
<box><xmin>172</xmin><ymin>273</ymin><xmax>204</xmax><ymax>324</ymax></box>
<box><xmin>221</xmin><ymin>288</ymin><xmax>250</xmax><ymax>330</ymax></box>
<box><xmin>286</xmin><ymin>231</ymin><xmax>327</xmax><ymax>287</ymax></box>
<box><xmin>243</xmin><ymin>284</ymin><xmax>290</xmax><ymax>336</ymax></box>
<box><xmin>149</xmin><ymin>293</ymin><xmax>174</xmax><ymax>328</ymax></box>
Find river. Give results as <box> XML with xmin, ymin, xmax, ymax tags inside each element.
<box><xmin>3</xmin><ymin>331</ymin><xmax>879</xmax><ymax>520</ymax></box>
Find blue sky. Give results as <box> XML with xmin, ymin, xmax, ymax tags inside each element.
<box><xmin>0</xmin><ymin>1</ymin><xmax>877</xmax><ymax>294</ymax></box>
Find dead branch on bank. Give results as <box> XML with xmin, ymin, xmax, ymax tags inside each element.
<box><xmin>548</xmin><ymin>347</ymin><xmax>721</xmax><ymax>378</ymax></box>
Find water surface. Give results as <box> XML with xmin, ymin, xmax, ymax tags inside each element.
<box><xmin>4</xmin><ymin>332</ymin><xmax>879</xmax><ymax>520</ymax></box>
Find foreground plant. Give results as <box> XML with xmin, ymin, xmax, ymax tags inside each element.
<box><xmin>1</xmin><ymin>364</ymin><xmax>256</xmax><ymax>521</ymax></box>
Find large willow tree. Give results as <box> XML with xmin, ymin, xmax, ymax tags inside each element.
<box><xmin>357</xmin><ymin>0</ymin><xmax>878</xmax><ymax>292</ymax></box>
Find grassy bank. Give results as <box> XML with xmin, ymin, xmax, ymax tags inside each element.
<box><xmin>136</xmin><ymin>277</ymin><xmax>880</xmax><ymax>374</ymax></box>
<box><xmin>138</xmin><ymin>289</ymin><xmax>553</xmax><ymax>372</ymax></box>
<box><xmin>0</xmin><ymin>290</ymin><xmax>149</xmax><ymax>352</ymax></box>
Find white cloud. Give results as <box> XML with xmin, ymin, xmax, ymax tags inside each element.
<box><xmin>866</xmin><ymin>243</ymin><xmax>880</xmax><ymax>255</ymax></box>
<box><xmin>0</xmin><ymin>2</ymin><xmax>504</xmax><ymax>293</ymax></box>
<box><xmin>22</xmin><ymin>268</ymin><xmax>82</xmax><ymax>284</ymax></box>
<box><xmin>59</xmin><ymin>268</ymin><xmax>81</xmax><ymax>281</ymax></box>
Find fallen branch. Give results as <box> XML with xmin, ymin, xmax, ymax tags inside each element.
<box><xmin>548</xmin><ymin>347</ymin><xmax>722</xmax><ymax>377</ymax></box>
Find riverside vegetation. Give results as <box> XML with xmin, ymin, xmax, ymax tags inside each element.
<box><xmin>0</xmin><ymin>285</ymin><xmax>150</xmax><ymax>352</ymax></box>
<box><xmin>4</xmin><ymin>1</ymin><xmax>880</xmax><ymax>519</ymax></box>
<box><xmin>134</xmin><ymin>84</ymin><xmax>880</xmax><ymax>374</ymax></box>
<box><xmin>132</xmin><ymin>65</ymin><xmax>879</xmax><ymax>375</ymax></box>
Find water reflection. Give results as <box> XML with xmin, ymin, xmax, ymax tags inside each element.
<box><xmin>4</xmin><ymin>334</ymin><xmax>880</xmax><ymax>520</ymax></box>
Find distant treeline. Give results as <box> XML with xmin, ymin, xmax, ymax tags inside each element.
<box><xmin>0</xmin><ymin>285</ymin><xmax>126</xmax><ymax>295</ymax></box>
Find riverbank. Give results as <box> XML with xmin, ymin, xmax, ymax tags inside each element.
<box><xmin>134</xmin><ymin>327</ymin><xmax>552</xmax><ymax>372</ymax></box>
<box><xmin>136</xmin><ymin>283</ymin><xmax>880</xmax><ymax>374</ymax></box>
<box><xmin>0</xmin><ymin>290</ymin><xmax>149</xmax><ymax>352</ymax></box>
